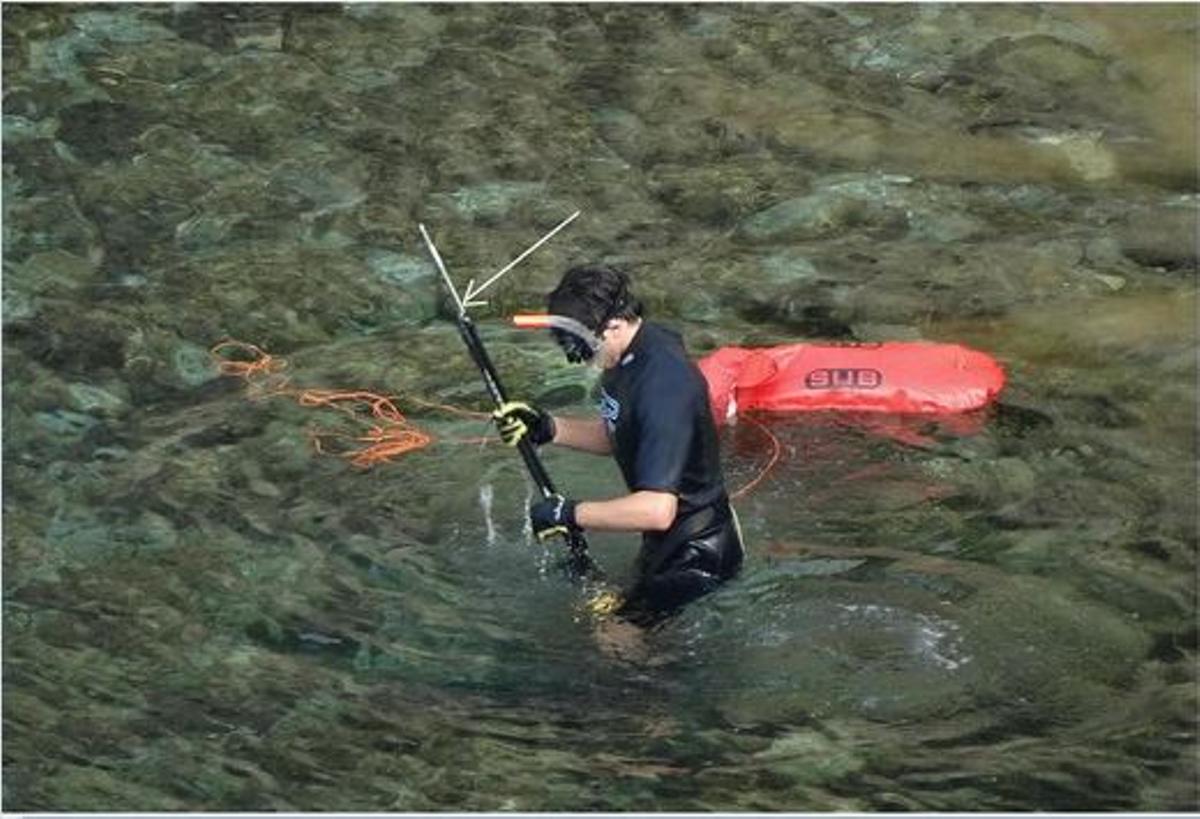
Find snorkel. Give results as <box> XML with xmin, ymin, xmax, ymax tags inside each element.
<box><xmin>514</xmin><ymin>271</ymin><xmax>639</xmax><ymax>365</ymax></box>
<box><xmin>512</xmin><ymin>313</ymin><xmax>603</xmax><ymax>364</ymax></box>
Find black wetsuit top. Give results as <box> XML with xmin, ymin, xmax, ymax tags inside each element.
<box><xmin>599</xmin><ymin>322</ymin><xmax>744</xmax><ymax>620</ymax></box>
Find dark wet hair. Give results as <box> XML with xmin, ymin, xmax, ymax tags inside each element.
<box><xmin>547</xmin><ymin>264</ymin><xmax>643</xmax><ymax>333</ymax></box>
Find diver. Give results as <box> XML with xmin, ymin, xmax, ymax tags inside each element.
<box><xmin>494</xmin><ymin>264</ymin><xmax>744</xmax><ymax>624</ymax></box>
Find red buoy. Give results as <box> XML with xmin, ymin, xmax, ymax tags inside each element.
<box><xmin>697</xmin><ymin>342</ymin><xmax>1005</xmax><ymax>425</ymax></box>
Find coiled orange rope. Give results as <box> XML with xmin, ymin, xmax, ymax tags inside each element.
<box><xmin>211</xmin><ymin>340</ymin><xmax>488</xmax><ymax>468</ymax></box>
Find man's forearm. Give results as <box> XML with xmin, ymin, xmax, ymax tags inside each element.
<box><xmin>552</xmin><ymin>416</ymin><xmax>611</xmax><ymax>455</ymax></box>
<box><xmin>575</xmin><ymin>490</ymin><xmax>678</xmax><ymax>532</ymax></box>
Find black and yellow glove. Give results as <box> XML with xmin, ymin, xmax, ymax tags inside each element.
<box><xmin>529</xmin><ymin>493</ymin><xmax>579</xmax><ymax>541</ymax></box>
<box><xmin>492</xmin><ymin>401</ymin><xmax>556</xmax><ymax>447</ymax></box>
<box><xmin>586</xmin><ymin>588</ymin><xmax>624</xmax><ymax>617</ymax></box>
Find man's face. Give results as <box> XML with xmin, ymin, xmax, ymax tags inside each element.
<box><xmin>593</xmin><ymin>320</ymin><xmax>625</xmax><ymax>370</ymax></box>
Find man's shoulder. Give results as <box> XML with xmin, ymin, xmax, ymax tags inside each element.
<box><xmin>632</xmin><ymin>326</ymin><xmax>708</xmax><ymax>403</ymax></box>
<box><xmin>635</xmin><ymin>322</ymin><xmax>690</xmax><ymax>366</ymax></box>
<box><xmin>643</xmin><ymin>321</ymin><xmax>685</xmax><ymax>348</ymax></box>
<box><xmin>606</xmin><ymin>322</ymin><xmax>698</xmax><ymax>390</ymax></box>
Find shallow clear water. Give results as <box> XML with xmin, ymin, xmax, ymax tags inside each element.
<box><xmin>3</xmin><ymin>3</ymin><xmax>1196</xmax><ymax>812</ymax></box>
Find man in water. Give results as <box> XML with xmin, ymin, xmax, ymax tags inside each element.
<box><xmin>494</xmin><ymin>264</ymin><xmax>744</xmax><ymax>623</ymax></box>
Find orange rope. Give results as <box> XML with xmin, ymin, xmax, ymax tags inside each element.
<box><xmin>211</xmin><ymin>340</ymin><xmax>486</xmax><ymax>468</ymax></box>
<box><xmin>210</xmin><ymin>339</ymin><xmax>292</xmax><ymax>399</ymax></box>
<box><xmin>403</xmin><ymin>395</ymin><xmax>493</xmax><ymax>421</ymax></box>
<box><xmin>730</xmin><ymin>414</ymin><xmax>781</xmax><ymax>501</ymax></box>
<box><xmin>297</xmin><ymin>390</ymin><xmax>434</xmax><ymax>468</ymax></box>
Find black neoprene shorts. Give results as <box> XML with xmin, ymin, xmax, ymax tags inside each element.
<box><xmin>618</xmin><ymin>502</ymin><xmax>744</xmax><ymax>625</ymax></box>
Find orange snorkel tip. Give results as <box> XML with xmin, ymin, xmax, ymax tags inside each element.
<box><xmin>512</xmin><ymin>314</ymin><xmax>554</xmax><ymax>329</ymax></box>
<box><xmin>510</xmin><ymin>313</ymin><xmax>601</xmax><ymax>363</ymax></box>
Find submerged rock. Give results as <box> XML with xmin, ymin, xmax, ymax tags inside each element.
<box><xmin>10</xmin><ymin>249</ymin><xmax>99</xmax><ymax>295</ymax></box>
<box><xmin>269</xmin><ymin>159</ymin><xmax>369</xmax><ymax>222</ymax></box>
<box><xmin>3</xmin><ymin>194</ymin><xmax>103</xmax><ymax>266</ymax></box>
<box><xmin>57</xmin><ymin>99</ymin><xmax>151</xmax><ymax>163</ymax></box>
<box><xmin>43</xmin><ymin>505</ymin><xmax>180</xmax><ymax>565</ymax></box>
<box><xmin>72</xmin><ymin>8</ymin><xmax>178</xmax><ymax>44</ymax></box>
<box><xmin>172</xmin><ymin>341</ymin><xmax>220</xmax><ymax>387</ymax></box>
<box><xmin>735</xmin><ymin>173</ymin><xmax>992</xmax><ymax>246</ymax></box>
<box><xmin>34</xmin><ymin>408</ymin><xmax>99</xmax><ymax>437</ymax></box>
<box><xmin>1117</xmin><ymin>204</ymin><xmax>1198</xmax><ymax>272</ymax></box>
<box><xmin>591</xmin><ymin>107</ymin><xmax>649</xmax><ymax>166</ymax></box>
<box><xmin>760</xmin><ymin>251</ymin><xmax>821</xmax><ymax>285</ymax></box>
<box><xmin>231</xmin><ymin>21</ymin><xmax>284</xmax><ymax>52</ymax></box>
<box><xmin>365</xmin><ymin>250</ymin><xmax>435</xmax><ymax>288</ymax></box>
<box><xmin>65</xmin><ymin>381</ymin><xmax>128</xmax><ymax>417</ymax></box>
<box><xmin>173</xmin><ymin>212</ymin><xmax>244</xmax><ymax>250</ymax></box>
<box><xmin>752</xmin><ymin>728</ymin><xmax>864</xmax><ymax>781</ymax></box>
<box><xmin>738</xmin><ymin>188</ymin><xmax>906</xmax><ymax>243</ymax></box>
<box><xmin>430</xmin><ymin>182</ymin><xmax>549</xmax><ymax>225</ymax></box>
<box><xmin>363</xmin><ymin>250</ymin><xmax>440</xmax><ymax>325</ymax></box>
<box><xmin>2</xmin><ymin>114</ymin><xmax>59</xmax><ymax>143</ymax></box>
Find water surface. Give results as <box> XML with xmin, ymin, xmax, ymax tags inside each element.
<box><xmin>3</xmin><ymin>3</ymin><xmax>1196</xmax><ymax>811</ymax></box>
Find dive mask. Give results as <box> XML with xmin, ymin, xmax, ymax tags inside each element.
<box><xmin>512</xmin><ymin>314</ymin><xmax>601</xmax><ymax>364</ymax></box>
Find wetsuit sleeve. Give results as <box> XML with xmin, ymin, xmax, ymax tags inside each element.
<box><xmin>630</xmin><ymin>368</ymin><xmax>696</xmax><ymax>495</ymax></box>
